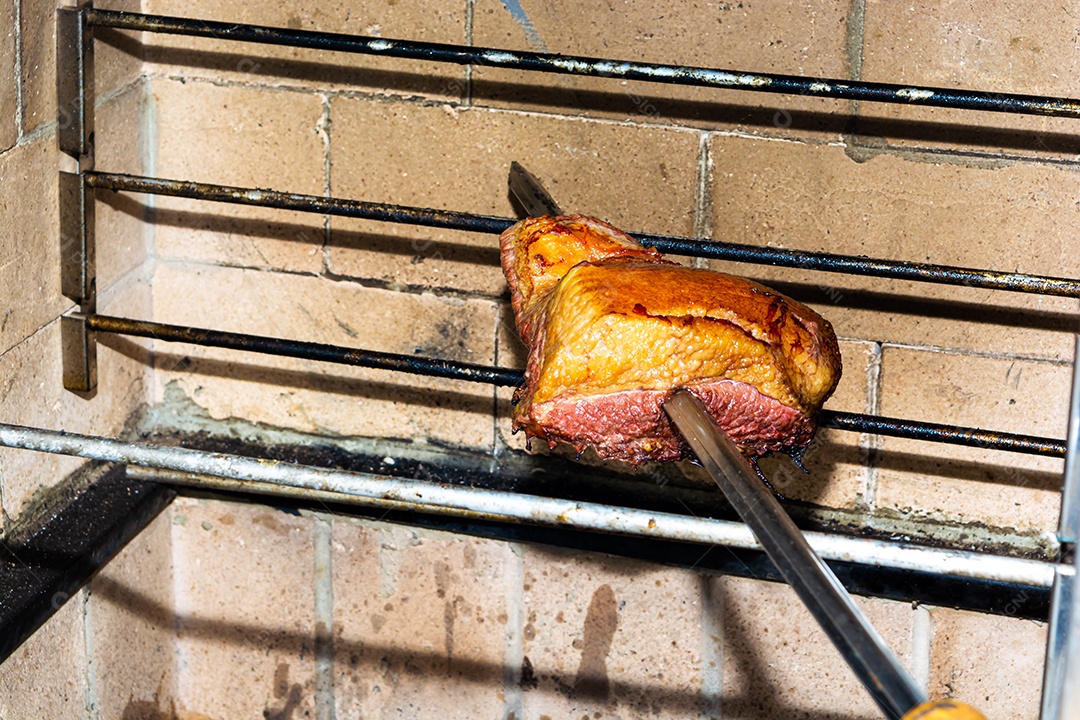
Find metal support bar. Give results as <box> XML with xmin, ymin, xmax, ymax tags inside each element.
<box><xmin>57</xmin><ymin>6</ymin><xmax>98</xmax><ymax>394</ymax></box>
<box><xmin>819</xmin><ymin>409</ymin><xmax>1066</xmax><ymax>458</ymax></box>
<box><xmin>85</xmin><ymin>171</ymin><xmax>513</xmax><ymax>232</ymax></box>
<box><xmin>61</xmin><ymin>314</ymin><xmax>97</xmax><ymax>393</ymax></box>
<box><xmin>80</xmin><ymin>311</ymin><xmax>1067</xmax><ymax>458</ymax></box>
<box><xmin>81</xmin><ymin>312</ymin><xmax>523</xmax><ymax>387</ymax></box>
<box><xmin>125</xmin><ymin>463</ymin><xmax>1051</xmax><ymax>619</ymax></box>
<box><xmin>1042</xmin><ymin>565</ymin><xmax>1078</xmax><ymax>720</ymax></box>
<box><xmin>59</xmin><ymin>171</ymin><xmax>96</xmax><ymax>305</ymax></box>
<box><xmin>56</xmin><ymin>8</ymin><xmax>93</xmax><ymax>158</ymax></box>
<box><xmin>0</xmin><ymin>421</ymin><xmax>1059</xmax><ymax>589</ymax></box>
<box><xmin>84</xmin><ymin>9</ymin><xmax>1080</xmax><ymax>119</ymax></box>
<box><xmin>1058</xmin><ymin>337</ymin><xmax>1080</xmax><ymax>543</ymax></box>
<box><xmin>85</xmin><ymin>171</ymin><xmax>1080</xmax><ymax>299</ymax></box>
<box><xmin>1041</xmin><ymin>336</ymin><xmax>1080</xmax><ymax>719</ymax></box>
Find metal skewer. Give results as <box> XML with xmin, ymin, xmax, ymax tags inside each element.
<box><xmin>664</xmin><ymin>391</ymin><xmax>927</xmax><ymax>719</ymax></box>
<box><xmin>506</xmin><ymin>161</ymin><xmax>928</xmax><ymax>719</ymax></box>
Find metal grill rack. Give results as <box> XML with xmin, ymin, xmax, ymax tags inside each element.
<box><xmin>2</xmin><ymin>5</ymin><xmax>1078</xmax><ymax>715</ymax></box>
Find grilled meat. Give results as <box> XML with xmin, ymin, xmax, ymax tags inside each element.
<box><xmin>500</xmin><ymin>214</ymin><xmax>842</xmax><ymax>464</ymax></box>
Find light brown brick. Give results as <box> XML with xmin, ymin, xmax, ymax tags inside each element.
<box><xmin>874</xmin><ymin>347</ymin><xmax>1068</xmax><ymax>533</ymax></box>
<box><xmin>471</xmin><ymin>0</ymin><xmax>854</xmax><ymax>140</ymax></box>
<box><xmin>720</xmin><ymin>575</ymin><xmax>914</xmax><ymax>717</ymax></box>
<box><xmin>332</xmin><ymin>519</ymin><xmax>512</xmax><ymax>718</ymax></box>
<box><xmin>150</xmin><ymin>262</ymin><xmax>498</xmax><ymax>450</ymax></box>
<box><xmin>859</xmin><ymin>1</ymin><xmax>1080</xmax><ymax>159</ymax></box>
<box><xmin>928</xmin><ymin>606</ymin><xmax>1045</xmax><ymax>719</ymax></box>
<box><xmin>519</xmin><ymin>546</ymin><xmax>709</xmax><ymax>719</ymax></box>
<box><xmin>0</xmin><ymin>1</ymin><xmax>16</xmax><ymax>152</ymax></box>
<box><xmin>172</xmin><ymin>497</ymin><xmax>317</xmax><ymax>719</ymax></box>
<box><xmin>0</xmin><ymin>137</ymin><xmax>68</xmax><ymax>357</ymax></box>
<box><xmin>143</xmin><ymin>0</ymin><xmax>466</xmax><ymax>100</ymax></box>
<box><xmin>0</xmin><ymin>272</ymin><xmax>152</xmax><ymax>521</ymax></box>
<box><xmin>0</xmin><ymin>594</ymin><xmax>88</xmax><ymax>719</ymax></box>
<box><xmin>328</xmin><ymin>96</ymin><xmax>701</xmax><ymax>294</ymax></box>
<box><xmin>756</xmin><ymin>340</ymin><xmax>873</xmax><ymax>509</ymax></box>
<box><xmin>707</xmin><ymin>135</ymin><xmax>1080</xmax><ymax>360</ymax></box>
<box><xmin>89</xmin><ymin>509</ymin><xmax>179</xmax><ymax>719</ymax></box>
<box><xmin>96</xmin><ymin>81</ymin><xmax>150</xmax><ymax>290</ymax></box>
<box><xmin>150</xmin><ymin>79</ymin><xmax>327</xmax><ymax>273</ymax></box>
<box><xmin>19</xmin><ymin>0</ymin><xmax>56</xmax><ymax>135</ymax></box>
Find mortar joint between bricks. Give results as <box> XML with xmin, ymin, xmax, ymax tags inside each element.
<box><xmin>13</xmin><ymin>0</ymin><xmax>24</xmax><ymax>141</ymax></box>
<box><xmin>856</xmin><ymin>341</ymin><xmax>885</xmax><ymax>512</ymax></box>
<box><xmin>692</xmin><ymin>130</ymin><xmax>713</xmax><ymax>265</ymax></box>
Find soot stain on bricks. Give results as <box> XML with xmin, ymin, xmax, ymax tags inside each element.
<box><xmin>571</xmin><ymin>584</ymin><xmax>619</xmax><ymax>701</ymax></box>
<box><xmin>413</xmin><ymin>317</ymin><xmax>473</xmax><ymax>360</ymax></box>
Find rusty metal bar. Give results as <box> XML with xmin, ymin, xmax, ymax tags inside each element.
<box><xmin>61</xmin><ymin>314</ymin><xmax>96</xmax><ymax>393</ymax></box>
<box><xmin>85</xmin><ymin>8</ymin><xmax>1080</xmax><ymax>119</ymax></box>
<box><xmin>80</xmin><ymin>312</ymin><xmax>1067</xmax><ymax>459</ymax></box>
<box><xmin>81</xmin><ymin>313</ymin><xmax>522</xmax><ymax>387</ymax></box>
<box><xmin>84</xmin><ymin>171</ymin><xmax>512</xmax><ymax>232</ymax></box>
<box><xmin>85</xmin><ymin>172</ymin><xmax>1080</xmax><ymax>299</ymax></box>
<box><xmin>59</xmin><ymin>171</ymin><xmax>97</xmax><ymax>307</ymax></box>
<box><xmin>819</xmin><ymin>410</ymin><xmax>1067</xmax><ymax>458</ymax></box>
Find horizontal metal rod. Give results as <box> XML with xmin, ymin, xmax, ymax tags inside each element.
<box><xmin>83</xmin><ymin>313</ymin><xmax>1067</xmax><ymax>458</ymax></box>
<box><xmin>82</xmin><ymin>313</ymin><xmax>522</xmax><ymax>387</ymax></box>
<box><xmin>84</xmin><ymin>171</ymin><xmax>513</xmax><ymax>235</ymax></box>
<box><xmin>86</xmin><ymin>9</ymin><xmax>1080</xmax><ymax>119</ymax></box>
<box><xmin>821</xmin><ymin>410</ymin><xmax>1067</xmax><ymax>458</ymax></box>
<box><xmin>0</xmin><ymin>421</ymin><xmax>1058</xmax><ymax>588</ymax></box>
<box><xmin>85</xmin><ymin>172</ymin><xmax>1080</xmax><ymax>299</ymax></box>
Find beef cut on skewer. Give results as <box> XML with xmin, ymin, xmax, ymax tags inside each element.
<box><xmin>500</xmin><ymin>213</ymin><xmax>842</xmax><ymax>465</ymax></box>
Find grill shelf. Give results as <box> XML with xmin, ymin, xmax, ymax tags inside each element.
<box><xmin>2</xmin><ymin>6</ymin><xmax>1077</xmax><ymax>713</ymax></box>
<box><xmin>78</xmin><ymin>312</ymin><xmax>1068</xmax><ymax>459</ymax></box>
<box><xmin>87</xmin><ymin>9</ymin><xmax>1080</xmax><ymax>119</ymax></box>
<box><xmin>85</xmin><ymin>171</ymin><xmax>1080</xmax><ymax>298</ymax></box>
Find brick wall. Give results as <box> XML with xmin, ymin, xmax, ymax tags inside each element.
<box><xmin>0</xmin><ymin>0</ymin><xmax>174</xmax><ymax>717</ymax></box>
<box><xmin>1</xmin><ymin>0</ymin><xmax>1074</xmax><ymax>717</ymax></box>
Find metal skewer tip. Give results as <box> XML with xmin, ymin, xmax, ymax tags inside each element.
<box><xmin>508</xmin><ymin>161</ymin><xmax>564</xmax><ymax>218</ymax></box>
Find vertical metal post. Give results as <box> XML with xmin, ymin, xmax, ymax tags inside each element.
<box><xmin>57</xmin><ymin>5</ymin><xmax>98</xmax><ymax>393</ymax></box>
<box><xmin>56</xmin><ymin>7</ymin><xmax>94</xmax><ymax>159</ymax></box>
<box><xmin>1042</xmin><ymin>336</ymin><xmax>1080</xmax><ymax>719</ymax></box>
<box><xmin>61</xmin><ymin>314</ymin><xmax>97</xmax><ymax>393</ymax></box>
<box><xmin>59</xmin><ymin>170</ymin><xmax>95</xmax><ymax>304</ymax></box>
